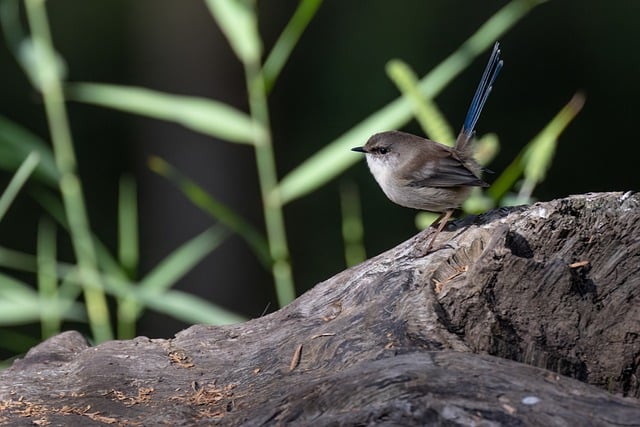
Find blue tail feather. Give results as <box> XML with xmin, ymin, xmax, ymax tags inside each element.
<box><xmin>461</xmin><ymin>42</ymin><xmax>503</xmax><ymax>137</ymax></box>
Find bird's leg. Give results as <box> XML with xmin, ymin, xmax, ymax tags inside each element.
<box><xmin>426</xmin><ymin>209</ymin><xmax>454</xmax><ymax>252</ymax></box>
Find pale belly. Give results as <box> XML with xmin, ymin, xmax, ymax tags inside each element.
<box><xmin>382</xmin><ymin>183</ymin><xmax>469</xmax><ymax>212</ymax></box>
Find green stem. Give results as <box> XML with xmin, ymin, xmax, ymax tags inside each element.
<box><xmin>263</xmin><ymin>0</ymin><xmax>323</xmax><ymax>93</ymax></box>
<box><xmin>339</xmin><ymin>182</ymin><xmax>366</xmax><ymax>267</ymax></box>
<box><xmin>0</xmin><ymin>152</ymin><xmax>40</xmax><ymax>222</ymax></box>
<box><xmin>37</xmin><ymin>217</ymin><xmax>60</xmax><ymax>339</ymax></box>
<box><xmin>386</xmin><ymin>59</ymin><xmax>455</xmax><ymax>146</ymax></box>
<box><xmin>244</xmin><ymin>60</ymin><xmax>296</xmax><ymax>307</ymax></box>
<box><xmin>25</xmin><ymin>0</ymin><xmax>112</xmax><ymax>342</ymax></box>
<box><xmin>116</xmin><ymin>174</ymin><xmax>139</xmax><ymax>339</ymax></box>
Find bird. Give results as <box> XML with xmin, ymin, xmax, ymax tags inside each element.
<box><xmin>352</xmin><ymin>42</ymin><xmax>503</xmax><ymax>252</ymax></box>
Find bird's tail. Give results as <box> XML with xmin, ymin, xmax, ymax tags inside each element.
<box><xmin>456</xmin><ymin>42</ymin><xmax>503</xmax><ymax>153</ymax></box>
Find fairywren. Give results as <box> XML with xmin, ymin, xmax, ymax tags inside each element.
<box><xmin>352</xmin><ymin>42</ymin><xmax>503</xmax><ymax>251</ymax></box>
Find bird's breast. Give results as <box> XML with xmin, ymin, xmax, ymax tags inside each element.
<box><xmin>365</xmin><ymin>155</ymin><xmax>469</xmax><ymax>212</ymax></box>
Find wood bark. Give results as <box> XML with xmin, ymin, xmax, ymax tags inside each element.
<box><xmin>1</xmin><ymin>192</ymin><xmax>639</xmax><ymax>426</ymax></box>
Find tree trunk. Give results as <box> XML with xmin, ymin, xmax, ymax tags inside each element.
<box><xmin>1</xmin><ymin>192</ymin><xmax>639</xmax><ymax>426</ymax></box>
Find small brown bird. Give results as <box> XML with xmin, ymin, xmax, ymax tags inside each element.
<box><xmin>352</xmin><ymin>43</ymin><xmax>503</xmax><ymax>251</ymax></box>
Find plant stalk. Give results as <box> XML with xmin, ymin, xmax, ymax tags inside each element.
<box><xmin>25</xmin><ymin>0</ymin><xmax>112</xmax><ymax>342</ymax></box>
<box><xmin>244</xmin><ymin>59</ymin><xmax>296</xmax><ymax>307</ymax></box>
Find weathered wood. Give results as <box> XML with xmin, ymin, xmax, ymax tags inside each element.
<box><xmin>1</xmin><ymin>192</ymin><xmax>639</xmax><ymax>426</ymax></box>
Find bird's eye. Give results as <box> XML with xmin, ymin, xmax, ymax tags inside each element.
<box><xmin>378</xmin><ymin>147</ymin><xmax>388</xmax><ymax>154</ymax></box>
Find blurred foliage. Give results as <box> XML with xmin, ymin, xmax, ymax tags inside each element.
<box><xmin>148</xmin><ymin>156</ymin><xmax>271</xmax><ymax>269</ymax></box>
<box><xmin>340</xmin><ymin>182</ymin><xmax>366</xmax><ymax>267</ymax></box>
<box><xmin>0</xmin><ymin>0</ymin><xmax>581</xmax><ymax>363</ymax></box>
<box><xmin>68</xmin><ymin>84</ymin><xmax>257</xmax><ymax>144</ymax></box>
<box><xmin>490</xmin><ymin>92</ymin><xmax>586</xmax><ymax>205</ymax></box>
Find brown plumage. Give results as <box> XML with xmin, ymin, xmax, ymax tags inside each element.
<box><xmin>352</xmin><ymin>43</ymin><xmax>503</xmax><ymax>252</ymax></box>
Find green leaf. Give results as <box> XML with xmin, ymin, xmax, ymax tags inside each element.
<box><xmin>118</xmin><ymin>175</ymin><xmax>138</xmax><ymax>277</ymax></box>
<box><xmin>37</xmin><ymin>216</ymin><xmax>61</xmax><ymax>338</ymax></box>
<box><xmin>0</xmin><ymin>151</ymin><xmax>40</xmax><ymax>223</ymax></box>
<box><xmin>0</xmin><ymin>245</ymin><xmax>38</xmax><ymax>273</ymax></box>
<box><xmin>100</xmin><ymin>274</ymin><xmax>247</xmax><ymax>325</ymax></box>
<box><xmin>0</xmin><ymin>245</ymin><xmax>77</xmax><ymax>282</ymax></box>
<box><xmin>474</xmin><ymin>133</ymin><xmax>500</xmax><ymax>166</ymax></box>
<box><xmin>0</xmin><ymin>273</ymin><xmax>86</xmax><ymax>325</ymax></box>
<box><xmin>149</xmin><ymin>156</ymin><xmax>271</xmax><ymax>268</ymax></box>
<box><xmin>0</xmin><ymin>273</ymin><xmax>38</xmax><ymax>301</ymax></box>
<box><xmin>0</xmin><ymin>300</ymin><xmax>85</xmax><ymax>325</ymax></box>
<box><xmin>1</xmin><ymin>1</ymin><xmax>69</xmax><ymax>94</ymax></box>
<box><xmin>415</xmin><ymin>212</ymin><xmax>440</xmax><ymax>230</ymax></box>
<box><xmin>204</xmin><ymin>0</ymin><xmax>262</xmax><ymax>64</ymax></box>
<box><xmin>488</xmin><ymin>93</ymin><xmax>585</xmax><ymax>202</ymax></box>
<box><xmin>30</xmin><ymin>186</ymin><xmax>131</xmax><ymax>281</ymax></box>
<box><xmin>0</xmin><ymin>0</ymin><xmax>26</xmax><ymax>53</ymax></box>
<box><xmin>138</xmin><ymin>226</ymin><xmax>229</xmax><ymax>295</ymax></box>
<box><xmin>276</xmin><ymin>0</ymin><xmax>543</xmax><ymax>205</ymax></box>
<box><xmin>339</xmin><ymin>182</ymin><xmax>366</xmax><ymax>267</ymax></box>
<box><xmin>263</xmin><ymin>0</ymin><xmax>323</xmax><ymax>92</ymax></box>
<box><xmin>386</xmin><ymin>59</ymin><xmax>455</xmax><ymax>146</ymax></box>
<box><xmin>68</xmin><ymin>83</ymin><xmax>256</xmax><ymax>144</ymax></box>
<box><xmin>462</xmin><ymin>188</ymin><xmax>496</xmax><ymax>214</ymax></box>
<box><xmin>0</xmin><ymin>115</ymin><xmax>59</xmax><ymax>186</ymax></box>
<box><xmin>520</xmin><ymin>93</ymin><xmax>585</xmax><ymax>198</ymax></box>
<box><xmin>135</xmin><ymin>288</ymin><xmax>246</xmax><ymax>325</ymax></box>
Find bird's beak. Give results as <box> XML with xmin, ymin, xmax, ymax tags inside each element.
<box><xmin>351</xmin><ymin>146</ymin><xmax>367</xmax><ymax>153</ymax></box>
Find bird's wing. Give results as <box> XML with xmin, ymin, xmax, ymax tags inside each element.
<box><xmin>404</xmin><ymin>151</ymin><xmax>488</xmax><ymax>188</ymax></box>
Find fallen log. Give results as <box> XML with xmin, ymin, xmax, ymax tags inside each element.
<box><xmin>1</xmin><ymin>192</ymin><xmax>639</xmax><ymax>426</ymax></box>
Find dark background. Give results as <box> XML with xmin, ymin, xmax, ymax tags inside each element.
<box><xmin>0</xmin><ymin>0</ymin><xmax>638</xmax><ymax>339</ymax></box>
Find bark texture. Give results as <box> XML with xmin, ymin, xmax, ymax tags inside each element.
<box><xmin>1</xmin><ymin>192</ymin><xmax>639</xmax><ymax>426</ymax></box>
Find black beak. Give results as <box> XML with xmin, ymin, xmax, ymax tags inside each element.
<box><xmin>351</xmin><ymin>146</ymin><xmax>367</xmax><ymax>153</ymax></box>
